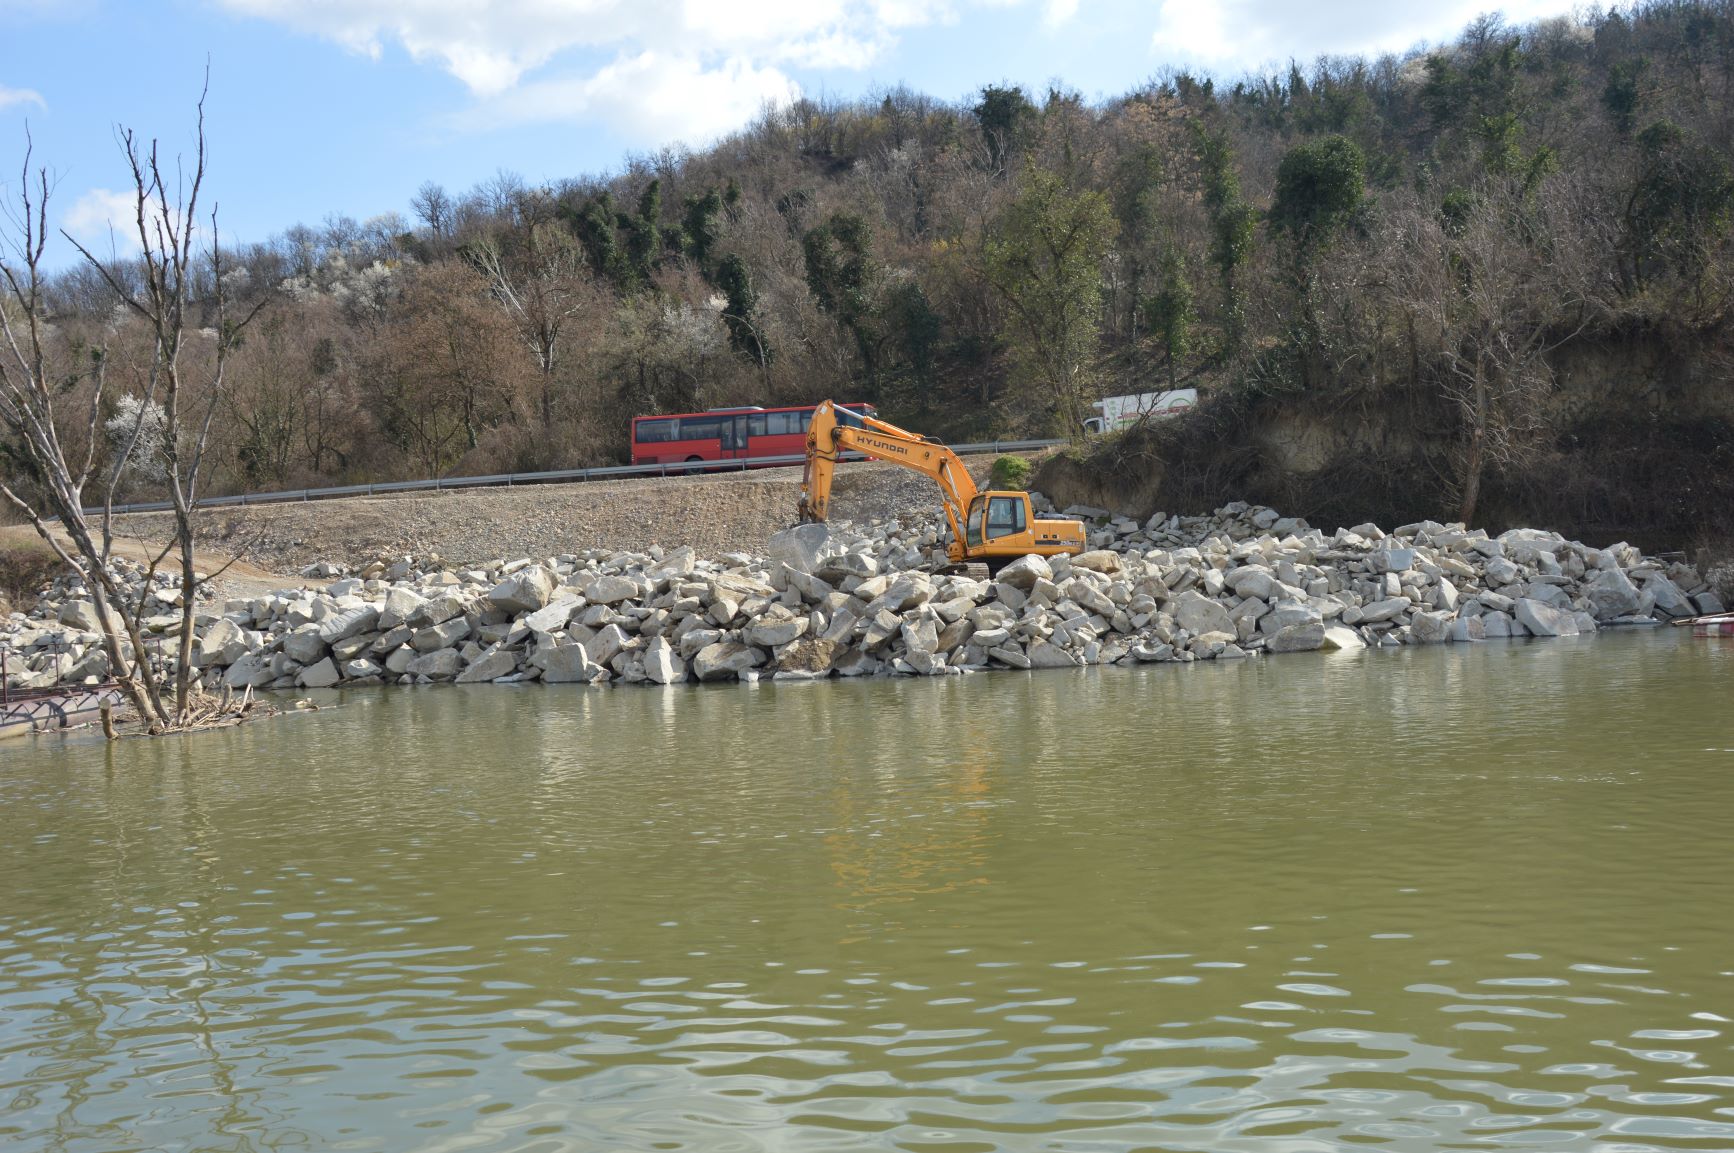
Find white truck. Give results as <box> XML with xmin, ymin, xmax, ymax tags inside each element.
<box><xmin>1082</xmin><ymin>389</ymin><xmax>1197</xmax><ymax>435</ymax></box>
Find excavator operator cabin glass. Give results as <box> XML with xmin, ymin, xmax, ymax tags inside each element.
<box><xmin>967</xmin><ymin>498</ymin><xmax>985</xmax><ymax>547</ymax></box>
<box><xmin>986</xmin><ymin>496</ymin><xmax>1024</xmax><ymax>540</ymax></box>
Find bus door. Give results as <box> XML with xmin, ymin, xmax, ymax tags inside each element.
<box><xmin>720</xmin><ymin>414</ymin><xmax>753</xmax><ymax>460</ymax></box>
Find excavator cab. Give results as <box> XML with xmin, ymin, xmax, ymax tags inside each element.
<box><xmin>964</xmin><ymin>493</ymin><xmax>1028</xmax><ymax>548</ymax></box>
<box><xmin>961</xmin><ymin>491</ymin><xmax>1084</xmax><ymax>571</ymax></box>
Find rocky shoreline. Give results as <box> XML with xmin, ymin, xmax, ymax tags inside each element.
<box><xmin>4</xmin><ymin>502</ymin><xmax>1723</xmax><ymax>696</ymax></box>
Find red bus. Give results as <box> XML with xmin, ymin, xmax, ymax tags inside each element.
<box><xmin>630</xmin><ymin>403</ymin><xmax>876</xmax><ymax>466</ymax></box>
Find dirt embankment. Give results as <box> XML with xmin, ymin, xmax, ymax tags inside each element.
<box><xmin>1036</xmin><ymin>333</ymin><xmax>1734</xmax><ymax>568</ymax></box>
<box><xmin>102</xmin><ymin>459</ymin><xmax>993</xmax><ymax>583</ymax></box>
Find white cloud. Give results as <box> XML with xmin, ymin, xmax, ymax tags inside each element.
<box><xmin>873</xmin><ymin>0</ymin><xmax>963</xmax><ymax>27</ymax></box>
<box><xmin>0</xmin><ymin>84</ymin><xmax>46</xmax><ymax>113</ymax></box>
<box><xmin>215</xmin><ymin>0</ymin><xmax>1019</xmax><ymax>145</ymax></box>
<box><xmin>63</xmin><ymin>188</ymin><xmax>139</xmax><ymax>252</ymax></box>
<box><xmin>63</xmin><ymin>187</ymin><xmax>184</xmax><ymax>257</ymax></box>
<box><xmin>1043</xmin><ymin>0</ymin><xmax>1080</xmax><ymax>27</ymax></box>
<box><xmin>480</xmin><ymin>52</ymin><xmax>803</xmax><ymax>142</ymax></box>
<box><xmin>1151</xmin><ymin>0</ymin><xmax>1584</xmax><ymax>72</ymax></box>
<box><xmin>214</xmin><ymin>0</ymin><xmax>908</xmax><ymax>95</ymax></box>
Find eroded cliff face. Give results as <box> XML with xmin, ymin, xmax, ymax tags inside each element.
<box><xmin>1036</xmin><ymin>333</ymin><xmax>1734</xmax><ymax>558</ymax></box>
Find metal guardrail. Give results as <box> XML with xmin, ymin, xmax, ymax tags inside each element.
<box><xmin>88</xmin><ymin>439</ymin><xmax>1065</xmax><ymax>517</ymax></box>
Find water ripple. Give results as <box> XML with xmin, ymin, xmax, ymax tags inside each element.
<box><xmin>1</xmin><ymin>630</ymin><xmax>1730</xmax><ymax>1150</ymax></box>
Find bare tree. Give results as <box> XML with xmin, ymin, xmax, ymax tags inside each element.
<box><xmin>0</xmin><ymin>84</ymin><xmax>264</xmax><ymax>735</ymax></box>
<box><xmin>479</xmin><ymin>169</ymin><xmax>527</xmax><ymax>223</ymax></box>
<box><xmin>410</xmin><ymin>181</ymin><xmax>452</xmax><ymax>237</ymax></box>
<box><xmin>1391</xmin><ymin>177</ymin><xmax>1613</xmax><ymax>524</ymax></box>
<box><xmin>0</xmin><ymin>134</ymin><xmax>164</xmax><ymax>727</ymax></box>
<box><xmin>465</xmin><ymin>192</ymin><xmax>597</xmax><ymax>428</ymax></box>
<box><xmin>372</xmin><ymin>261</ymin><xmax>529</xmax><ymax>475</ymax></box>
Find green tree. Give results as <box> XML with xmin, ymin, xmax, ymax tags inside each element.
<box><xmin>1603</xmin><ymin>57</ymin><xmax>1649</xmax><ymax>135</ymax></box>
<box><xmin>802</xmin><ymin>214</ymin><xmax>945</xmax><ymax>408</ymax></box>
<box><xmin>714</xmin><ymin>254</ymin><xmax>770</xmax><ymax>376</ymax></box>
<box><xmin>623</xmin><ymin>180</ymin><xmax>662</xmax><ymax>283</ymax></box>
<box><xmin>990</xmin><ymin>454</ymin><xmax>1032</xmax><ymax>489</ymax></box>
<box><xmin>1108</xmin><ymin>142</ymin><xmax>1168</xmax><ymax>344</ymax></box>
<box><xmin>973</xmin><ymin>85</ymin><xmax>1036</xmax><ymax>175</ymax></box>
<box><xmin>558</xmin><ymin>182</ymin><xmax>663</xmax><ymax>291</ymax></box>
<box><xmin>802</xmin><ymin>212</ymin><xmax>878</xmax><ymax>383</ymax></box>
<box><xmin>681</xmin><ymin>187</ymin><xmax>724</xmax><ymax>268</ymax></box>
<box><xmin>985</xmin><ymin>169</ymin><xmax>1117</xmax><ymax>437</ymax></box>
<box><xmin>878</xmin><ymin>279</ymin><xmax>943</xmax><ymax>414</ymax></box>
<box><xmin>1270</xmin><ymin>135</ymin><xmax>1367</xmax><ymax>388</ymax></box>
<box><xmin>1623</xmin><ymin>119</ymin><xmax>1734</xmax><ymax>300</ymax></box>
<box><xmin>1420</xmin><ymin>27</ymin><xmax>1523</xmax><ymax>135</ymax></box>
<box><xmin>1145</xmin><ymin>249</ymin><xmax>1194</xmax><ymax>388</ymax></box>
<box><xmin>802</xmin><ymin>213</ymin><xmax>875</xmax><ymax>324</ymax></box>
<box><xmin>1270</xmin><ymin>135</ymin><xmax>1366</xmax><ymax>249</ymax></box>
<box><xmin>1192</xmin><ymin>122</ymin><xmax>1256</xmax><ymax>355</ymax></box>
<box><xmin>560</xmin><ymin>192</ymin><xmax>622</xmax><ymax>284</ymax></box>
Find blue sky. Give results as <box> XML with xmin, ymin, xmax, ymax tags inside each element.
<box><xmin>2</xmin><ymin>0</ymin><xmax>1580</xmax><ymax>266</ymax></box>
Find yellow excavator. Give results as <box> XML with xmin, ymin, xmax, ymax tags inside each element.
<box><xmin>798</xmin><ymin>400</ymin><xmax>1086</xmax><ymax>572</ymax></box>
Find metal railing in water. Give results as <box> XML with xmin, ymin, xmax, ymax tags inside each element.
<box><xmin>87</xmin><ymin>439</ymin><xmax>1066</xmax><ymax>517</ymax></box>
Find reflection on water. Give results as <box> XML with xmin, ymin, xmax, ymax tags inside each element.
<box><xmin>2</xmin><ymin>630</ymin><xmax>1732</xmax><ymax>1151</ymax></box>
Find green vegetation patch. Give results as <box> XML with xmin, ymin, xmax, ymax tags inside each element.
<box><xmin>990</xmin><ymin>454</ymin><xmax>1033</xmax><ymax>490</ymax></box>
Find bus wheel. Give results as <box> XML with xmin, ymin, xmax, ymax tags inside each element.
<box><xmin>686</xmin><ymin>455</ymin><xmax>703</xmax><ymax>462</ymax></box>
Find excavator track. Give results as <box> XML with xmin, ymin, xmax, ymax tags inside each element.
<box><xmin>925</xmin><ymin>562</ymin><xmax>994</xmax><ymax>580</ymax></box>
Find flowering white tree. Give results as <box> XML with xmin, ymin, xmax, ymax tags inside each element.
<box><xmin>103</xmin><ymin>395</ymin><xmax>171</xmax><ymax>483</ymax></box>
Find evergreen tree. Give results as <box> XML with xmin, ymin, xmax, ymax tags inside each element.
<box><xmin>985</xmin><ymin>169</ymin><xmax>1117</xmax><ymax>436</ymax></box>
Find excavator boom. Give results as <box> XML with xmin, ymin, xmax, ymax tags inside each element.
<box><xmin>800</xmin><ymin>402</ymin><xmax>977</xmax><ymax>545</ymax></box>
<box><xmin>798</xmin><ymin>400</ymin><xmax>1085</xmax><ymax>568</ymax></box>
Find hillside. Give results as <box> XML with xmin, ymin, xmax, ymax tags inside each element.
<box><xmin>15</xmin><ymin>1</ymin><xmax>1734</xmax><ymax>555</ymax></box>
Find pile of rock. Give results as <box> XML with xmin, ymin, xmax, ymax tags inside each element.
<box><xmin>0</xmin><ymin>558</ymin><xmax>216</xmax><ymax>691</ymax></box>
<box><xmin>3</xmin><ymin>503</ymin><xmax>1721</xmax><ymax>693</ymax></box>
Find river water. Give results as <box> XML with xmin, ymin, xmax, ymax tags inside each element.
<box><xmin>2</xmin><ymin>630</ymin><xmax>1731</xmax><ymax>1152</ymax></box>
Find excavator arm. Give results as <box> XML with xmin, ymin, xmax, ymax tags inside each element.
<box><xmin>799</xmin><ymin>401</ymin><xmax>979</xmax><ymax>545</ymax></box>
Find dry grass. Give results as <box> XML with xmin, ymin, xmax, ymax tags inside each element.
<box><xmin>0</xmin><ymin>528</ymin><xmax>68</xmax><ymax>612</ymax></box>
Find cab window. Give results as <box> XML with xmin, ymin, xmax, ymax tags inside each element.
<box><xmin>966</xmin><ymin>498</ymin><xmax>985</xmax><ymax>547</ymax></box>
<box><xmin>985</xmin><ymin>496</ymin><xmax>1025</xmax><ymax>540</ymax></box>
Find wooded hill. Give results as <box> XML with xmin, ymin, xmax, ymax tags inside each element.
<box><xmin>15</xmin><ymin>1</ymin><xmax>1734</xmax><ymax>547</ymax></box>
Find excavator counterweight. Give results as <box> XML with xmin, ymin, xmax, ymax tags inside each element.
<box><xmin>798</xmin><ymin>400</ymin><xmax>1086</xmax><ymax>570</ymax></box>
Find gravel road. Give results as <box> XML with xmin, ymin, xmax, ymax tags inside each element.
<box><xmin>110</xmin><ymin>459</ymin><xmax>994</xmax><ymax>576</ymax></box>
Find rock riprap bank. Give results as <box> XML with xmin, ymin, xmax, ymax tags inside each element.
<box><xmin>4</xmin><ymin>503</ymin><xmax>1724</xmax><ymax>693</ymax></box>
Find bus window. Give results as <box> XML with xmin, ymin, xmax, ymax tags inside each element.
<box><xmin>682</xmin><ymin>416</ymin><xmax>723</xmax><ymax>440</ymax></box>
<box><xmin>635</xmin><ymin>418</ymin><xmax>676</xmax><ymax>443</ymax></box>
<box><xmin>748</xmin><ymin>413</ymin><xmax>767</xmax><ymax>437</ymax></box>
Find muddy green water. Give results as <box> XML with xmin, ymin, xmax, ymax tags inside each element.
<box><xmin>2</xmin><ymin>630</ymin><xmax>1732</xmax><ymax>1152</ymax></box>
